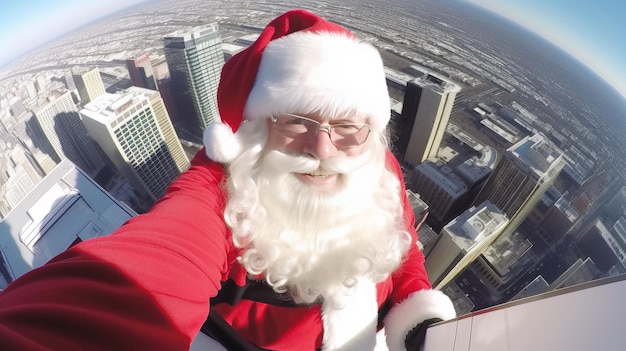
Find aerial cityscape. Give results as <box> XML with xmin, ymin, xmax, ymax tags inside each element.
<box><xmin>1</xmin><ymin>0</ymin><xmax>626</xmax><ymax>321</ymax></box>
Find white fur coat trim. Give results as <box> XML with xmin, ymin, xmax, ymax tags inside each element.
<box><xmin>384</xmin><ymin>289</ymin><xmax>456</xmax><ymax>351</ymax></box>
<box><xmin>321</xmin><ymin>277</ymin><xmax>378</xmax><ymax>351</ymax></box>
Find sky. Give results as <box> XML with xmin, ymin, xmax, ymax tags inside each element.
<box><xmin>0</xmin><ymin>0</ymin><xmax>148</xmax><ymax>67</ymax></box>
<box><xmin>1</xmin><ymin>0</ymin><xmax>625</xmax><ymax>98</ymax></box>
<box><xmin>462</xmin><ymin>0</ymin><xmax>626</xmax><ymax>98</ymax></box>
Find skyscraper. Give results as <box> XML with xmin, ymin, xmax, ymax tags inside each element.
<box><xmin>163</xmin><ymin>23</ymin><xmax>224</xmax><ymax>136</ymax></box>
<box><xmin>126</xmin><ymin>53</ymin><xmax>157</xmax><ymax>91</ymax></box>
<box><xmin>406</xmin><ymin>160</ymin><xmax>469</xmax><ymax>225</ymax></box>
<box><xmin>473</xmin><ymin>134</ymin><xmax>565</xmax><ymax>222</ymax></box>
<box><xmin>1</xmin><ymin>146</ymin><xmax>43</xmax><ymax>216</ymax></box>
<box><xmin>0</xmin><ymin>159</ymin><xmax>136</xmax><ymax>289</ymax></box>
<box><xmin>80</xmin><ymin>86</ymin><xmax>190</xmax><ymax>203</ymax></box>
<box><xmin>425</xmin><ymin>201</ymin><xmax>509</xmax><ymax>288</ymax></box>
<box><xmin>33</xmin><ymin>90</ymin><xmax>105</xmax><ymax>176</ymax></box>
<box><xmin>401</xmin><ymin>71</ymin><xmax>460</xmax><ymax>167</ymax></box>
<box><xmin>72</xmin><ymin>66</ymin><xmax>106</xmax><ymax>104</ymax></box>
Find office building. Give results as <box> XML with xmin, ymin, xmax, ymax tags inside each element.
<box><xmin>472</xmin><ymin>133</ymin><xmax>565</xmax><ymax>236</ymax></box>
<box><xmin>80</xmin><ymin>87</ymin><xmax>190</xmax><ymax>203</ymax></box>
<box><xmin>163</xmin><ymin>23</ymin><xmax>224</xmax><ymax>135</ymax></box>
<box><xmin>126</xmin><ymin>53</ymin><xmax>157</xmax><ymax>91</ymax></box>
<box><xmin>33</xmin><ymin>90</ymin><xmax>105</xmax><ymax>176</ymax></box>
<box><xmin>1</xmin><ymin>146</ymin><xmax>44</xmax><ymax>212</ymax></box>
<box><xmin>547</xmin><ymin>257</ymin><xmax>599</xmax><ymax>291</ymax></box>
<box><xmin>9</xmin><ymin>97</ymin><xmax>26</xmax><ymax>118</ymax></box>
<box><xmin>407</xmin><ymin>160</ymin><xmax>468</xmax><ymax>225</ymax></box>
<box><xmin>72</xmin><ymin>67</ymin><xmax>106</xmax><ymax>104</ymax></box>
<box><xmin>0</xmin><ymin>159</ymin><xmax>136</xmax><ymax>289</ymax></box>
<box><xmin>471</xmin><ymin>230</ymin><xmax>534</xmax><ymax>294</ymax></box>
<box><xmin>539</xmin><ymin>195</ymin><xmax>579</xmax><ymax>245</ymax></box>
<box><xmin>575</xmin><ymin>219</ymin><xmax>626</xmax><ymax>273</ymax></box>
<box><xmin>611</xmin><ymin>216</ymin><xmax>626</xmax><ymax>249</ymax></box>
<box><xmin>401</xmin><ymin>71</ymin><xmax>460</xmax><ymax>167</ymax></box>
<box><xmin>605</xmin><ymin>185</ymin><xmax>626</xmax><ymax>225</ymax></box>
<box><xmin>425</xmin><ymin>201</ymin><xmax>508</xmax><ymax>288</ymax></box>
<box><xmin>21</xmin><ymin>116</ymin><xmax>58</xmax><ymax>175</ymax></box>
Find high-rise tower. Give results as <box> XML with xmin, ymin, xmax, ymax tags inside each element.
<box><xmin>80</xmin><ymin>87</ymin><xmax>190</xmax><ymax>203</ymax></box>
<box><xmin>72</xmin><ymin>67</ymin><xmax>106</xmax><ymax>104</ymax></box>
<box><xmin>33</xmin><ymin>90</ymin><xmax>105</xmax><ymax>176</ymax></box>
<box><xmin>163</xmin><ymin>23</ymin><xmax>224</xmax><ymax>136</ymax></box>
<box><xmin>401</xmin><ymin>72</ymin><xmax>460</xmax><ymax>167</ymax></box>
<box><xmin>126</xmin><ymin>53</ymin><xmax>157</xmax><ymax>91</ymax></box>
<box><xmin>473</xmin><ymin>133</ymin><xmax>565</xmax><ymax>238</ymax></box>
<box><xmin>425</xmin><ymin>201</ymin><xmax>509</xmax><ymax>288</ymax></box>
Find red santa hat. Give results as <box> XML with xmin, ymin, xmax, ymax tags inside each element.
<box><xmin>203</xmin><ymin>9</ymin><xmax>391</xmax><ymax>163</ymax></box>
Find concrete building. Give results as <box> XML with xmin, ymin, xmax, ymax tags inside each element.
<box><xmin>126</xmin><ymin>53</ymin><xmax>158</xmax><ymax>91</ymax></box>
<box><xmin>164</xmin><ymin>23</ymin><xmax>224</xmax><ymax>135</ymax></box>
<box><xmin>72</xmin><ymin>67</ymin><xmax>106</xmax><ymax>104</ymax></box>
<box><xmin>0</xmin><ymin>159</ymin><xmax>136</xmax><ymax>289</ymax></box>
<box><xmin>401</xmin><ymin>72</ymin><xmax>460</xmax><ymax>167</ymax></box>
<box><xmin>473</xmin><ymin>133</ymin><xmax>565</xmax><ymax>238</ymax></box>
<box><xmin>539</xmin><ymin>195</ymin><xmax>579</xmax><ymax>245</ymax></box>
<box><xmin>1</xmin><ymin>146</ymin><xmax>44</xmax><ymax>212</ymax></box>
<box><xmin>611</xmin><ymin>216</ymin><xmax>626</xmax><ymax>250</ymax></box>
<box><xmin>605</xmin><ymin>185</ymin><xmax>626</xmax><ymax>225</ymax></box>
<box><xmin>547</xmin><ymin>257</ymin><xmax>599</xmax><ymax>291</ymax></box>
<box><xmin>222</xmin><ymin>42</ymin><xmax>246</xmax><ymax>61</ymax></box>
<box><xmin>575</xmin><ymin>219</ymin><xmax>626</xmax><ymax>274</ymax></box>
<box><xmin>80</xmin><ymin>87</ymin><xmax>190</xmax><ymax>204</ymax></box>
<box><xmin>22</xmin><ymin>115</ymin><xmax>58</xmax><ymax>175</ymax></box>
<box><xmin>425</xmin><ymin>201</ymin><xmax>508</xmax><ymax>287</ymax></box>
<box><xmin>33</xmin><ymin>90</ymin><xmax>105</xmax><ymax>177</ymax></box>
<box><xmin>407</xmin><ymin>160</ymin><xmax>468</xmax><ymax>225</ymax></box>
<box><xmin>9</xmin><ymin>96</ymin><xmax>26</xmax><ymax>118</ymax></box>
<box><xmin>472</xmin><ymin>230</ymin><xmax>534</xmax><ymax>293</ymax></box>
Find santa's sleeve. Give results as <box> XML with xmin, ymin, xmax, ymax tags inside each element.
<box><xmin>0</xmin><ymin>150</ymin><xmax>230</xmax><ymax>351</ymax></box>
<box><xmin>383</xmin><ymin>151</ymin><xmax>457</xmax><ymax>351</ymax></box>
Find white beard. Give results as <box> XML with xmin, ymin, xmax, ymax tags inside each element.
<box><xmin>224</xmin><ymin>120</ymin><xmax>411</xmax><ymax>308</ymax></box>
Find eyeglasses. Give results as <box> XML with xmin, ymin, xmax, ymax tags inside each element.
<box><xmin>270</xmin><ymin>114</ymin><xmax>371</xmax><ymax>148</ymax></box>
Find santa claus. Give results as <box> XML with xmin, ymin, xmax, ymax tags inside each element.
<box><xmin>0</xmin><ymin>8</ymin><xmax>454</xmax><ymax>351</ymax></box>
<box><xmin>200</xmin><ymin>8</ymin><xmax>456</xmax><ymax>351</ymax></box>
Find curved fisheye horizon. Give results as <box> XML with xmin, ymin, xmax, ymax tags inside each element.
<box><xmin>1</xmin><ymin>0</ymin><xmax>625</xmax><ymax>99</ymax></box>
<box><xmin>460</xmin><ymin>0</ymin><xmax>626</xmax><ymax>100</ymax></box>
<box><xmin>3</xmin><ymin>1</ymin><xmax>626</xmax><ymax>345</ymax></box>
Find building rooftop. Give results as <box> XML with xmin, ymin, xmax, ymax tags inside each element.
<box><xmin>416</xmin><ymin>161</ymin><xmax>468</xmax><ymax>197</ymax></box>
<box><xmin>384</xmin><ymin>67</ymin><xmax>415</xmax><ymax>87</ymax></box>
<box><xmin>483</xmin><ymin>230</ymin><xmax>533</xmax><ymax>276</ymax></box>
<box><xmin>80</xmin><ymin>86</ymin><xmax>155</xmax><ymax>124</ymax></box>
<box><xmin>444</xmin><ymin>201</ymin><xmax>508</xmax><ymax>249</ymax></box>
<box><xmin>163</xmin><ymin>23</ymin><xmax>219</xmax><ymax>42</ymax></box>
<box><xmin>554</xmin><ymin>196</ymin><xmax>579</xmax><ymax>223</ymax></box>
<box><xmin>0</xmin><ymin>159</ymin><xmax>136</xmax><ymax>289</ymax></box>
<box><xmin>510</xmin><ymin>134</ymin><xmax>563</xmax><ymax>174</ymax></box>
<box><xmin>235</xmin><ymin>33</ymin><xmax>260</xmax><ymax>46</ymax></box>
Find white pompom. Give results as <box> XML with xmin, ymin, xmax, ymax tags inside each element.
<box><xmin>203</xmin><ymin>122</ymin><xmax>242</xmax><ymax>163</ymax></box>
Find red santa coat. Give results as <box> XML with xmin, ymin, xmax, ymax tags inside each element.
<box><xmin>0</xmin><ymin>150</ymin><xmax>454</xmax><ymax>351</ymax></box>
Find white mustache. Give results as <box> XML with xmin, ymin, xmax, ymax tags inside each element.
<box><xmin>261</xmin><ymin>149</ymin><xmax>373</xmax><ymax>175</ymax></box>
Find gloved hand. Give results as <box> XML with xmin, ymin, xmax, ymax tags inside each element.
<box><xmin>404</xmin><ymin>317</ymin><xmax>443</xmax><ymax>351</ymax></box>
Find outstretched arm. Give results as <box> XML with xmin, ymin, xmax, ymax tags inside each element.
<box><xmin>0</xmin><ymin>151</ymin><xmax>231</xmax><ymax>351</ymax></box>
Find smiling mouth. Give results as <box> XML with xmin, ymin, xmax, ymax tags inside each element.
<box><xmin>306</xmin><ymin>172</ymin><xmax>334</xmax><ymax>178</ymax></box>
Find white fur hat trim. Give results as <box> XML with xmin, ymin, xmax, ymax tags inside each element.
<box><xmin>243</xmin><ymin>31</ymin><xmax>390</xmax><ymax>132</ymax></box>
<box><xmin>203</xmin><ymin>122</ymin><xmax>242</xmax><ymax>163</ymax></box>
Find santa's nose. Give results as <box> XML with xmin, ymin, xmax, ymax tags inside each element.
<box><xmin>304</xmin><ymin>129</ymin><xmax>337</xmax><ymax>160</ymax></box>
